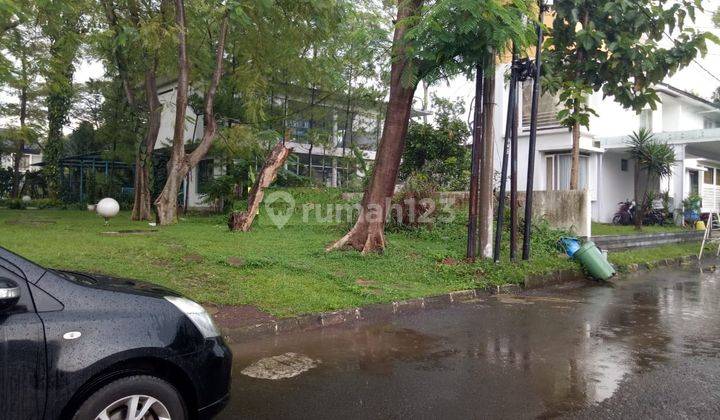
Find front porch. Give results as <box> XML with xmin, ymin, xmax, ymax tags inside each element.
<box><xmin>599</xmin><ymin>127</ymin><xmax>720</xmax><ymax>222</ymax></box>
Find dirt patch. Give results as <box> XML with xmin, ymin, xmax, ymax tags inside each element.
<box><xmin>182</xmin><ymin>253</ymin><xmax>204</xmax><ymax>263</ymax></box>
<box><xmin>356</xmin><ymin>278</ymin><xmax>377</xmax><ymax>287</ymax></box>
<box><xmin>226</xmin><ymin>256</ymin><xmax>245</xmax><ymax>267</ymax></box>
<box><xmin>152</xmin><ymin>258</ymin><xmax>172</xmax><ymax>268</ymax></box>
<box><xmin>440</xmin><ymin>257</ymin><xmax>460</xmax><ymax>266</ymax></box>
<box><xmin>5</xmin><ymin>219</ymin><xmax>57</xmax><ymax>226</ymax></box>
<box><xmin>101</xmin><ymin>229</ymin><xmax>158</xmax><ymax>237</ymax></box>
<box><xmin>211</xmin><ymin>304</ymin><xmax>277</xmax><ymax>329</ymax></box>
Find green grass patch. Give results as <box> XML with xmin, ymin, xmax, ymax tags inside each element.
<box><xmin>608</xmin><ymin>242</ymin><xmax>701</xmax><ymax>267</ymax></box>
<box><xmin>0</xmin><ymin>188</ymin><xmax>703</xmax><ymax>317</ymax></box>
<box><xmin>592</xmin><ymin>222</ymin><xmax>686</xmax><ymax>236</ymax></box>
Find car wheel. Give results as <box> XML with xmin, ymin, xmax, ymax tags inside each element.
<box><xmin>72</xmin><ymin>375</ymin><xmax>187</xmax><ymax>420</ymax></box>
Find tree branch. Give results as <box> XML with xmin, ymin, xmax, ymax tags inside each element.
<box><xmin>172</xmin><ymin>0</ymin><xmax>190</xmax><ymax>159</ymax></box>
<box><xmin>188</xmin><ymin>14</ymin><xmax>229</xmax><ymax>167</ymax></box>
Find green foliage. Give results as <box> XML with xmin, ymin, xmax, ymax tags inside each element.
<box><xmin>628</xmin><ymin>129</ymin><xmax>675</xmax><ymax>180</ymax></box>
<box><xmin>37</xmin><ymin>0</ymin><xmax>86</xmax><ymax>198</ymax></box>
<box><xmin>682</xmin><ymin>194</ymin><xmax>702</xmax><ymax>213</ymax></box>
<box><xmin>0</xmin><ymin>167</ymin><xmax>12</xmax><ymax>197</ymax></box>
<box><xmin>627</xmin><ymin>128</ymin><xmax>676</xmax><ymax>228</ymax></box>
<box><xmin>389</xmin><ymin>172</ymin><xmax>440</xmax><ymax>230</ymax></box>
<box><xmin>400</xmin><ymin>95</ymin><xmax>470</xmax><ymax>190</ymax></box>
<box><xmin>544</xmin><ymin>0</ymin><xmax>718</xmax><ymax>130</ymax></box>
<box><xmin>406</xmin><ymin>0</ymin><xmax>537</xmax><ymax>82</ymax></box>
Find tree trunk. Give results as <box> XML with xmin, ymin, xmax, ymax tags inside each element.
<box><xmin>155</xmin><ymin>1</ymin><xmax>228</xmax><ymax>225</ymax></box>
<box><xmin>466</xmin><ymin>65</ymin><xmax>484</xmax><ymax>261</ymax></box>
<box><xmin>478</xmin><ymin>68</ymin><xmax>496</xmax><ymax>259</ymax></box>
<box><xmin>327</xmin><ymin>0</ymin><xmax>422</xmax><ymax>254</ymax></box>
<box><xmin>228</xmin><ymin>142</ymin><xmax>293</xmax><ymax>231</ymax></box>
<box><xmin>11</xmin><ymin>85</ymin><xmax>27</xmax><ymax>199</ymax></box>
<box><xmin>131</xmin><ymin>67</ymin><xmax>162</xmax><ymax>221</ymax></box>
<box><xmin>569</xmin><ymin>122</ymin><xmax>581</xmax><ymax>190</ymax></box>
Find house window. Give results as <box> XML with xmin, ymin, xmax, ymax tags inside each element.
<box><xmin>621</xmin><ymin>159</ymin><xmax>629</xmax><ymax>172</ymax></box>
<box><xmin>546</xmin><ymin>153</ymin><xmax>589</xmax><ymax>191</ymax></box>
<box><xmin>639</xmin><ymin>109</ymin><xmax>653</xmax><ymax>132</ymax></box>
<box><xmin>196</xmin><ymin>159</ymin><xmax>214</xmax><ymax>194</ymax></box>
<box><xmin>703</xmin><ymin>118</ymin><xmax>715</xmax><ymax>129</ymax></box>
<box><xmin>704</xmin><ymin>168</ymin><xmax>715</xmax><ymax>185</ymax></box>
<box><xmin>689</xmin><ymin>171</ymin><xmax>699</xmax><ymax>196</ymax></box>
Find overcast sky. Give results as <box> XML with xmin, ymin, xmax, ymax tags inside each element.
<box><xmin>424</xmin><ymin>0</ymin><xmax>720</xmax><ymax>124</ymax></box>
<box><xmin>7</xmin><ymin>1</ymin><xmax>720</xmax><ymax>134</ymax></box>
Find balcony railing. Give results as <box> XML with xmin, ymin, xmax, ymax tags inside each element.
<box><xmin>600</xmin><ymin>127</ymin><xmax>720</xmax><ymax>148</ymax></box>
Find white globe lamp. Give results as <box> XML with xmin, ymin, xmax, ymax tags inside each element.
<box><xmin>96</xmin><ymin>198</ymin><xmax>120</xmax><ymax>225</ymax></box>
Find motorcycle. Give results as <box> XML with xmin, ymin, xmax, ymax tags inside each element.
<box><xmin>612</xmin><ymin>200</ymin><xmax>635</xmax><ymax>225</ymax></box>
<box><xmin>612</xmin><ymin>200</ymin><xmax>667</xmax><ymax>226</ymax></box>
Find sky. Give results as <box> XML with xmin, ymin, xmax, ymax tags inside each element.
<box><xmin>4</xmin><ymin>1</ymin><xmax>720</xmax><ymax>135</ymax></box>
<box><xmin>423</xmin><ymin>0</ymin><xmax>720</xmax><ymax>124</ymax></box>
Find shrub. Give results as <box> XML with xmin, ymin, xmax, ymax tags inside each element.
<box><xmin>388</xmin><ymin>172</ymin><xmax>440</xmax><ymax>230</ymax></box>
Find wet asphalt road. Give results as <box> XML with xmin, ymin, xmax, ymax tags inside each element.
<box><xmin>219</xmin><ymin>265</ymin><xmax>720</xmax><ymax>419</ymax></box>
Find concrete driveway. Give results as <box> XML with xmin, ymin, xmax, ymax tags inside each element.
<box><xmin>219</xmin><ymin>265</ymin><xmax>720</xmax><ymax>419</ymax></box>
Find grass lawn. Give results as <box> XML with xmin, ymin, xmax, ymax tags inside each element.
<box><xmin>592</xmin><ymin>222</ymin><xmax>687</xmax><ymax>236</ymax></box>
<box><xmin>0</xmin><ymin>188</ymin><xmax>703</xmax><ymax>317</ymax></box>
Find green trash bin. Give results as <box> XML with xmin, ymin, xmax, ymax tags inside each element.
<box><xmin>574</xmin><ymin>241</ymin><xmax>616</xmax><ymax>280</ymax></box>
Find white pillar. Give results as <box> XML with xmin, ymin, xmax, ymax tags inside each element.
<box><xmin>671</xmin><ymin>144</ymin><xmax>686</xmax><ymax>225</ymax></box>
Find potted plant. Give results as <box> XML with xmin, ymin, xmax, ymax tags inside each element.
<box><xmin>682</xmin><ymin>194</ymin><xmax>702</xmax><ymax>223</ymax></box>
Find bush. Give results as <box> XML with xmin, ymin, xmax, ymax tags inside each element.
<box><xmin>4</xmin><ymin>199</ymin><xmax>26</xmax><ymax>210</ymax></box>
<box><xmin>0</xmin><ymin>168</ymin><xmax>12</xmax><ymax>198</ymax></box>
<box><xmin>275</xmin><ymin>169</ymin><xmax>315</xmax><ymax>188</ymax></box>
<box><xmin>32</xmin><ymin>199</ymin><xmax>63</xmax><ymax>209</ymax></box>
<box><xmin>388</xmin><ymin>173</ymin><xmax>440</xmax><ymax>230</ymax></box>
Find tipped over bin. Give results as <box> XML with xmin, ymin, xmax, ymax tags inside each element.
<box><xmin>574</xmin><ymin>241</ymin><xmax>616</xmax><ymax>280</ymax></box>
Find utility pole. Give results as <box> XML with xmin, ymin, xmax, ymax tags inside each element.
<box><xmin>523</xmin><ymin>3</ymin><xmax>546</xmax><ymax>261</ymax></box>
<box><xmin>494</xmin><ymin>54</ymin><xmax>519</xmax><ymax>262</ymax></box>
<box><xmin>467</xmin><ymin>64</ymin><xmax>484</xmax><ymax>261</ymax></box>
<box><xmin>478</xmin><ymin>62</ymin><xmax>496</xmax><ymax>259</ymax></box>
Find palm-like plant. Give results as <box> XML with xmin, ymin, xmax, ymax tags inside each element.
<box><xmin>627</xmin><ymin>128</ymin><xmax>676</xmax><ymax>230</ymax></box>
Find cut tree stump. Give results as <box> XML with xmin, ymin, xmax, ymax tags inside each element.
<box><xmin>228</xmin><ymin>142</ymin><xmax>293</xmax><ymax>232</ymax></box>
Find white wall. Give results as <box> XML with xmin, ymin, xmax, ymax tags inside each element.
<box><xmin>598</xmin><ymin>151</ymin><xmax>635</xmax><ymax>223</ymax></box>
<box><xmin>156</xmin><ymin>86</ymin><xmax>203</xmax><ymax>149</ymax></box>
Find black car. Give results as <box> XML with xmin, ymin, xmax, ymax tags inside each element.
<box><xmin>0</xmin><ymin>246</ymin><xmax>232</xmax><ymax>420</ymax></box>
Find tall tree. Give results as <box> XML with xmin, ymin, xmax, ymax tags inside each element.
<box><xmin>328</xmin><ymin>0</ymin><xmax>425</xmax><ymax>253</ymax></box>
<box><xmin>154</xmin><ymin>0</ymin><xmax>342</xmax><ymax>224</ymax></box>
<box><xmin>543</xmin><ymin>0</ymin><xmax>716</xmax><ymax>190</ymax></box>
<box><xmin>153</xmin><ymin>0</ymin><xmax>229</xmax><ymax>224</ymax></box>
<box><xmin>0</xmin><ymin>23</ymin><xmax>46</xmax><ymax>198</ymax></box>
<box><xmin>328</xmin><ymin>0</ymin><xmax>535</xmax><ymax>253</ymax></box>
<box><xmin>38</xmin><ymin>0</ymin><xmax>85</xmax><ymax>199</ymax></box>
<box><xmin>98</xmin><ymin>0</ymin><xmax>172</xmax><ymax>220</ymax></box>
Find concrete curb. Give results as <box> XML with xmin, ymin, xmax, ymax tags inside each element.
<box><xmin>219</xmin><ymin>272</ymin><xmax>585</xmax><ymax>343</ymax></box>
<box><xmin>218</xmin><ymin>254</ymin><xmax>710</xmax><ymax>343</ymax></box>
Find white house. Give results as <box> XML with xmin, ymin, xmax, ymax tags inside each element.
<box><xmin>492</xmin><ymin>67</ymin><xmax>720</xmax><ymax>224</ymax></box>
<box><xmin>155</xmin><ymin>81</ymin><xmax>395</xmax><ymax>209</ymax></box>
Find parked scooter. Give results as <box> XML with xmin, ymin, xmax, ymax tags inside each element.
<box><xmin>612</xmin><ymin>200</ymin><xmax>666</xmax><ymax>226</ymax></box>
<box><xmin>612</xmin><ymin>200</ymin><xmax>635</xmax><ymax>225</ymax></box>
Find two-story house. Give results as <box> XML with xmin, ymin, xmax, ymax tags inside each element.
<box><xmin>155</xmin><ymin>81</ymin><xmax>386</xmax><ymax>209</ymax></box>
<box><xmin>492</xmin><ymin>70</ymin><xmax>720</xmax><ymax>224</ymax></box>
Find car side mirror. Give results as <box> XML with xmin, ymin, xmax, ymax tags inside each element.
<box><xmin>0</xmin><ymin>278</ymin><xmax>20</xmax><ymax>311</ymax></box>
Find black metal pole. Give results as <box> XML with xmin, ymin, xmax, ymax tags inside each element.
<box><xmin>522</xmin><ymin>5</ymin><xmax>545</xmax><ymax>260</ymax></box>
<box><xmin>493</xmin><ymin>57</ymin><xmax>518</xmax><ymax>262</ymax></box>
<box><xmin>510</xmin><ymin>75</ymin><xmax>520</xmax><ymax>261</ymax></box>
<box><xmin>467</xmin><ymin>64</ymin><xmax>484</xmax><ymax>261</ymax></box>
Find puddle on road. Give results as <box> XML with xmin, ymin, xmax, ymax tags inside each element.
<box><xmin>224</xmin><ymin>267</ymin><xmax>720</xmax><ymax>419</ymax></box>
<box><xmin>241</xmin><ymin>352</ymin><xmax>320</xmax><ymax>380</ymax></box>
